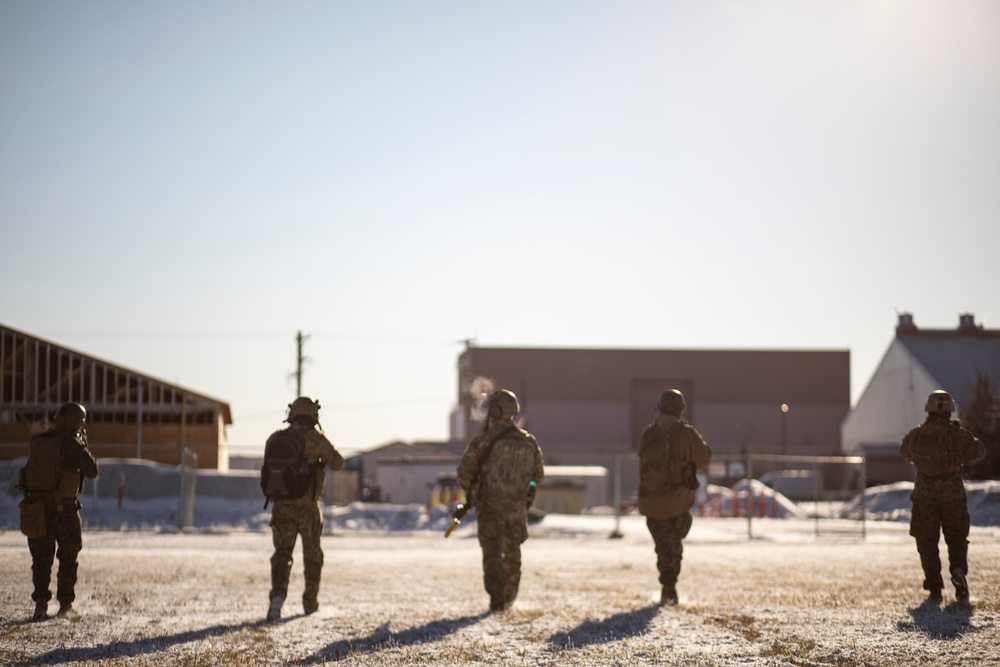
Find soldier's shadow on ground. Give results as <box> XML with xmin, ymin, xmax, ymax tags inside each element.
<box><xmin>897</xmin><ymin>599</ymin><xmax>976</xmax><ymax>639</ymax></box>
<box><xmin>297</xmin><ymin>613</ymin><xmax>490</xmax><ymax>664</ymax></box>
<box><xmin>547</xmin><ymin>604</ymin><xmax>661</xmax><ymax>649</ymax></box>
<box><xmin>29</xmin><ymin>621</ymin><xmax>252</xmax><ymax>664</ymax></box>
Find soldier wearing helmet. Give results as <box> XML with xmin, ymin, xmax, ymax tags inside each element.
<box><xmin>457</xmin><ymin>389</ymin><xmax>544</xmax><ymax>612</ymax></box>
<box><xmin>264</xmin><ymin>396</ymin><xmax>345</xmax><ymax>621</ymax></box>
<box><xmin>20</xmin><ymin>402</ymin><xmax>99</xmax><ymax>622</ymax></box>
<box><xmin>636</xmin><ymin>389</ymin><xmax>711</xmax><ymax>606</ymax></box>
<box><xmin>900</xmin><ymin>390</ymin><xmax>984</xmax><ymax>605</ymax></box>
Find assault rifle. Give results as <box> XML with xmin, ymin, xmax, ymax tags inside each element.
<box><xmin>75</xmin><ymin>428</ymin><xmax>90</xmax><ymax>494</ymax></box>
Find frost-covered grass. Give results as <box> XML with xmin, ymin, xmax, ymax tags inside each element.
<box><xmin>1</xmin><ymin>519</ymin><xmax>999</xmax><ymax>666</ymax></box>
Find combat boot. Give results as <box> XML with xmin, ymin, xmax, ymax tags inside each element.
<box><xmin>504</xmin><ymin>575</ymin><xmax>520</xmax><ymax>609</ymax></box>
<box><xmin>660</xmin><ymin>583</ymin><xmax>678</xmax><ymax>606</ymax></box>
<box><xmin>31</xmin><ymin>602</ymin><xmax>48</xmax><ymax>622</ymax></box>
<box><xmin>56</xmin><ymin>603</ymin><xmax>81</xmax><ymax>622</ymax></box>
<box><xmin>489</xmin><ymin>595</ymin><xmax>508</xmax><ymax>613</ymax></box>
<box><xmin>951</xmin><ymin>568</ymin><xmax>970</xmax><ymax>604</ymax></box>
<box><xmin>266</xmin><ymin>594</ymin><xmax>284</xmax><ymax>622</ymax></box>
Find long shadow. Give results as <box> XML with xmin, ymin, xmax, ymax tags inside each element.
<box><xmin>548</xmin><ymin>604</ymin><xmax>660</xmax><ymax>649</ymax></box>
<box><xmin>896</xmin><ymin>599</ymin><xmax>976</xmax><ymax>640</ymax></box>
<box><xmin>298</xmin><ymin>613</ymin><xmax>489</xmax><ymax>664</ymax></box>
<box><xmin>29</xmin><ymin>620</ymin><xmax>259</xmax><ymax>664</ymax></box>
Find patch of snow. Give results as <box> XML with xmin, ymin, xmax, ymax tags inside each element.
<box><xmin>3</xmin><ymin>454</ymin><xmax>1000</xmax><ymax>534</ymax></box>
<box><xmin>839</xmin><ymin>481</ymin><xmax>1000</xmax><ymax>526</ymax></box>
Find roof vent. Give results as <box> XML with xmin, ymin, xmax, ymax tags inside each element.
<box><xmin>958</xmin><ymin>311</ymin><xmax>978</xmax><ymax>331</ymax></box>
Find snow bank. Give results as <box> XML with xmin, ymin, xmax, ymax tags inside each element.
<box><xmin>839</xmin><ymin>480</ymin><xmax>1000</xmax><ymax>526</ymax></box>
<box><xmin>328</xmin><ymin>502</ymin><xmax>454</xmax><ymax>533</ymax></box>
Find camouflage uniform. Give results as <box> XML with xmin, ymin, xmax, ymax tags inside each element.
<box><xmin>637</xmin><ymin>413</ymin><xmax>711</xmax><ymax>602</ymax></box>
<box><xmin>269</xmin><ymin>425</ymin><xmax>344</xmax><ymax>614</ymax></box>
<box><xmin>900</xmin><ymin>415</ymin><xmax>984</xmax><ymax>598</ymax></box>
<box><xmin>23</xmin><ymin>427</ymin><xmax>99</xmax><ymax>612</ymax></box>
<box><xmin>457</xmin><ymin>420</ymin><xmax>544</xmax><ymax>612</ymax></box>
<box><xmin>646</xmin><ymin>513</ymin><xmax>694</xmax><ymax>593</ymax></box>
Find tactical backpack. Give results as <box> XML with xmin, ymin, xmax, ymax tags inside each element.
<box><xmin>260</xmin><ymin>427</ymin><xmax>315</xmax><ymax>507</ymax></box>
<box><xmin>641</xmin><ymin>421</ymin><xmax>699</xmax><ymax>492</ymax></box>
<box><xmin>467</xmin><ymin>425</ymin><xmax>518</xmax><ymax>508</ymax></box>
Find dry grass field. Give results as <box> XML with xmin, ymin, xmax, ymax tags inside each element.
<box><xmin>1</xmin><ymin>517</ymin><xmax>998</xmax><ymax>666</ymax></box>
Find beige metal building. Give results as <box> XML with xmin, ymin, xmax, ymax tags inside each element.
<box><xmin>454</xmin><ymin>345</ymin><xmax>850</xmax><ymax>499</ymax></box>
<box><xmin>1</xmin><ymin>323</ymin><xmax>232</xmax><ymax>470</ymax></box>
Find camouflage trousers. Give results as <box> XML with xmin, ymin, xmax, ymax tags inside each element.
<box><xmin>910</xmin><ymin>476</ymin><xmax>971</xmax><ymax>591</ymax></box>
<box><xmin>269</xmin><ymin>498</ymin><xmax>324</xmax><ymax>607</ymax></box>
<box><xmin>28</xmin><ymin>503</ymin><xmax>83</xmax><ymax>605</ymax></box>
<box><xmin>477</xmin><ymin>508</ymin><xmax>529</xmax><ymax>610</ymax></box>
<box><xmin>646</xmin><ymin>512</ymin><xmax>693</xmax><ymax>586</ymax></box>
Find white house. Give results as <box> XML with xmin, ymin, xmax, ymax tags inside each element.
<box><xmin>842</xmin><ymin>312</ymin><xmax>1000</xmax><ymax>484</ymax></box>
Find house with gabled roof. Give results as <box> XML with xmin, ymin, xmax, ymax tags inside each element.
<box><xmin>1</xmin><ymin>323</ymin><xmax>233</xmax><ymax>470</ymax></box>
<box><xmin>842</xmin><ymin>311</ymin><xmax>1000</xmax><ymax>484</ymax></box>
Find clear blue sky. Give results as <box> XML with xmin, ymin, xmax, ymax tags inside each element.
<box><xmin>2</xmin><ymin>1</ymin><xmax>998</xmax><ymax>457</ymax></box>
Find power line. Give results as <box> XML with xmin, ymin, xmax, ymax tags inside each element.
<box><xmin>233</xmin><ymin>395</ymin><xmax>453</xmax><ymax>422</ymax></box>
<box><xmin>41</xmin><ymin>331</ymin><xmax>288</xmax><ymax>339</ymax></box>
<box><xmin>39</xmin><ymin>330</ymin><xmax>464</xmax><ymax>345</ymax></box>
<box><xmin>324</xmin><ymin>395</ymin><xmax>454</xmax><ymax>410</ymax></box>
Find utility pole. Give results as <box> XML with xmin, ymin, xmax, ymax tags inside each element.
<box><xmin>295</xmin><ymin>330</ymin><xmax>310</xmax><ymax>396</ymax></box>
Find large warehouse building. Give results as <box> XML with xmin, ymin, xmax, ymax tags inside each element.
<box><xmin>453</xmin><ymin>345</ymin><xmax>851</xmax><ymax>499</ymax></box>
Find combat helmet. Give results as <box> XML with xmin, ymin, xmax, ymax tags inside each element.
<box><xmin>925</xmin><ymin>390</ymin><xmax>955</xmax><ymax>415</ymax></box>
<box><xmin>486</xmin><ymin>389</ymin><xmax>520</xmax><ymax>423</ymax></box>
<box><xmin>287</xmin><ymin>396</ymin><xmax>320</xmax><ymax>425</ymax></box>
<box><xmin>656</xmin><ymin>389</ymin><xmax>686</xmax><ymax>414</ymax></box>
<box><xmin>54</xmin><ymin>402</ymin><xmax>87</xmax><ymax>431</ymax></box>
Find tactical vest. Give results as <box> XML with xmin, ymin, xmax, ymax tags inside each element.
<box><xmin>911</xmin><ymin>420</ymin><xmax>963</xmax><ymax>477</ymax></box>
<box><xmin>22</xmin><ymin>431</ymin><xmax>82</xmax><ymax>500</ymax></box>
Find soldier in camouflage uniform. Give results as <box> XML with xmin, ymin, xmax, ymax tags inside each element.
<box><xmin>21</xmin><ymin>402</ymin><xmax>99</xmax><ymax>622</ymax></box>
<box><xmin>637</xmin><ymin>389</ymin><xmax>711</xmax><ymax>606</ymax></box>
<box><xmin>266</xmin><ymin>397</ymin><xmax>345</xmax><ymax>621</ymax></box>
<box><xmin>900</xmin><ymin>390</ymin><xmax>984</xmax><ymax>604</ymax></box>
<box><xmin>457</xmin><ymin>389</ymin><xmax>544</xmax><ymax>612</ymax></box>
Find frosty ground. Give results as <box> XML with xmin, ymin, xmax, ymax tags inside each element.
<box><xmin>1</xmin><ymin>512</ymin><xmax>999</xmax><ymax>667</ymax></box>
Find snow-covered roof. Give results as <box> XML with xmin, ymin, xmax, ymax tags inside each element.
<box><xmin>544</xmin><ymin>465</ymin><xmax>608</xmax><ymax>477</ymax></box>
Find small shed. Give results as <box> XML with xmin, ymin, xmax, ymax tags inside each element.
<box><xmin>534</xmin><ymin>465</ymin><xmax>608</xmax><ymax>514</ymax></box>
<box><xmin>375</xmin><ymin>455</ymin><xmax>460</xmax><ymax>505</ymax></box>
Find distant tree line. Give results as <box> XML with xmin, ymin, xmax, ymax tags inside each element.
<box><xmin>962</xmin><ymin>374</ymin><xmax>1000</xmax><ymax>480</ymax></box>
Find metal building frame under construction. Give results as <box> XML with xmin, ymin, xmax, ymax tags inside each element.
<box><xmin>0</xmin><ymin>323</ymin><xmax>232</xmax><ymax>470</ymax></box>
